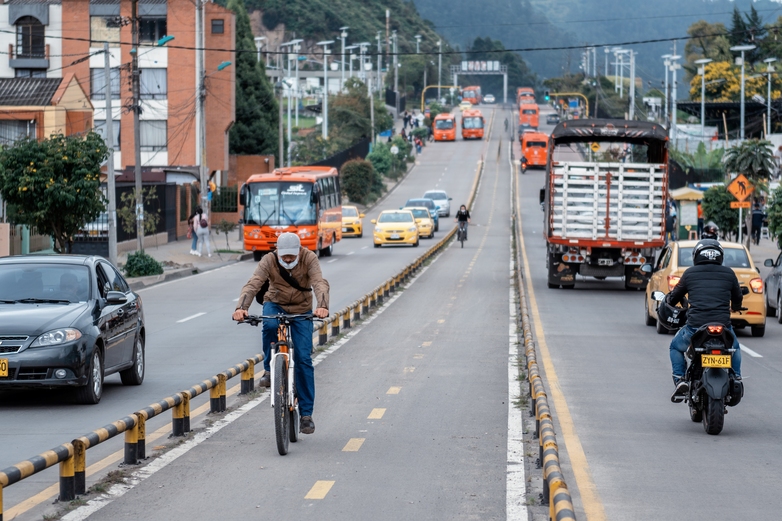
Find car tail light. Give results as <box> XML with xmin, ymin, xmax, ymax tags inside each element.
<box><xmin>707</xmin><ymin>325</ymin><xmax>724</xmax><ymax>334</ymax></box>
<box><xmin>667</xmin><ymin>275</ymin><xmax>681</xmax><ymax>291</ymax></box>
<box><xmin>749</xmin><ymin>278</ymin><xmax>763</xmax><ymax>294</ymax></box>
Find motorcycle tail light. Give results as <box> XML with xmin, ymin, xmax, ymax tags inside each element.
<box><xmin>667</xmin><ymin>275</ymin><xmax>681</xmax><ymax>291</ymax></box>
<box><xmin>707</xmin><ymin>325</ymin><xmax>724</xmax><ymax>334</ymax></box>
<box><xmin>711</xmin><ymin>350</ymin><xmax>722</xmax><ymax>354</ymax></box>
<box><xmin>749</xmin><ymin>278</ymin><xmax>763</xmax><ymax>294</ymax></box>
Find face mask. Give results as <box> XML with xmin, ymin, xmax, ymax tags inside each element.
<box><xmin>278</xmin><ymin>255</ymin><xmax>299</xmax><ymax>270</ymax></box>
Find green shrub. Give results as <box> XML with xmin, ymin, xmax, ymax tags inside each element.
<box><xmin>340</xmin><ymin>159</ymin><xmax>383</xmax><ymax>205</ymax></box>
<box><xmin>767</xmin><ymin>184</ymin><xmax>782</xmax><ymax>249</ymax></box>
<box><xmin>124</xmin><ymin>251</ymin><xmax>164</xmax><ymax>278</ymax></box>
<box><xmin>702</xmin><ymin>186</ymin><xmax>739</xmax><ymax>240</ymax></box>
<box><xmin>367</xmin><ymin>142</ymin><xmax>393</xmax><ymax>176</ymax></box>
<box><xmin>411</xmin><ymin>128</ymin><xmax>428</xmax><ymax>140</ymax></box>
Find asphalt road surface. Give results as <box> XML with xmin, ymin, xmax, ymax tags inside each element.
<box><xmin>0</xmin><ymin>107</ymin><xmax>508</xmax><ymax>519</ymax></box>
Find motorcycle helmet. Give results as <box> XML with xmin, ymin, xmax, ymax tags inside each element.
<box><xmin>658</xmin><ymin>297</ymin><xmax>688</xmax><ymax>330</ymax></box>
<box><xmin>702</xmin><ymin>221</ymin><xmax>719</xmax><ymax>240</ymax></box>
<box><xmin>692</xmin><ymin>239</ymin><xmax>724</xmax><ymax>266</ymax></box>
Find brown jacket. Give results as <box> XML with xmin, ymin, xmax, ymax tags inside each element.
<box><xmin>235</xmin><ymin>249</ymin><xmax>329</xmax><ymax>314</ymax></box>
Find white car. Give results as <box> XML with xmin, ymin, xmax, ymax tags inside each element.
<box><xmin>484</xmin><ymin>94</ymin><xmax>496</xmax><ymax>104</ymax></box>
<box><xmin>423</xmin><ymin>190</ymin><xmax>451</xmax><ymax>217</ymax></box>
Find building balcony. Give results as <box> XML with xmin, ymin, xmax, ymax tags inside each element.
<box><xmin>8</xmin><ymin>44</ymin><xmax>50</xmax><ymax>69</ymax></box>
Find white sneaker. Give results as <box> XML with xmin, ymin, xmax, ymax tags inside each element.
<box><xmin>196</xmin><ymin>252</ymin><xmax>202</xmax><ymax>257</ymax></box>
<box><xmin>208</xmin><ymin>254</ymin><xmax>212</xmax><ymax>257</ymax></box>
<box><xmin>189</xmin><ymin>250</ymin><xmax>196</xmax><ymax>255</ymax></box>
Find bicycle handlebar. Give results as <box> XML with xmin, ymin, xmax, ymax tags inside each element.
<box><xmin>237</xmin><ymin>313</ymin><xmax>321</xmax><ymax>327</ymax></box>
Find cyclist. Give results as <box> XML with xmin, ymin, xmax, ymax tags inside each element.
<box><xmin>232</xmin><ymin>233</ymin><xmax>330</xmax><ymax>435</ymax></box>
<box><xmin>454</xmin><ymin>204</ymin><xmax>471</xmax><ymax>240</ymax></box>
<box><xmin>504</xmin><ymin>118</ymin><xmax>509</xmax><ymax>132</ymax></box>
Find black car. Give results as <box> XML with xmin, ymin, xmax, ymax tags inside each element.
<box><xmin>0</xmin><ymin>255</ymin><xmax>145</xmax><ymax>404</ymax></box>
<box><xmin>546</xmin><ymin>114</ymin><xmax>561</xmax><ymax>125</ymax></box>
<box><xmin>764</xmin><ymin>252</ymin><xmax>782</xmax><ymax>324</ymax></box>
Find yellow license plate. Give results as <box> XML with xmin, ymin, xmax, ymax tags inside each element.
<box><xmin>702</xmin><ymin>354</ymin><xmax>731</xmax><ymax>368</ymax></box>
<box><xmin>0</xmin><ymin>358</ymin><xmax>8</xmax><ymax>377</ymax></box>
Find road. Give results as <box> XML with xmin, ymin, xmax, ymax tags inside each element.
<box><xmin>517</xmin><ymin>106</ymin><xmax>782</xmax><ymax>519</ymax></box>
<box><xmin>0</xmin><ymin>107</ymin><xmax>507</xmax><ymax>519</ymax></box>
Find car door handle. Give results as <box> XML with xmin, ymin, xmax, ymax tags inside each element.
<box><xmin>116</xmin><ymin>309</ymin><xmax>124</xmax><ymax>317</ymax></box>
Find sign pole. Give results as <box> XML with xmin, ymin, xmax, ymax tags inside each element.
<box><xmin>738</xmin><ymin>207</ymin><xmax>743</xmax><ymax>243</ymax></box>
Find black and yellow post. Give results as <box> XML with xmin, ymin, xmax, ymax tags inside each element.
<box><xmin>354</xmin><ymin>301</ymin><xmax>361</xmax><ymax>321</ymax></box>
<box><xmin>218</xmin><ymin>374</ymin><xmax>227</xmax><ymax>411</ymax></box>
<box><xmin>172</xmin><ymin>393</ymin><xmax>185</xmax><ymax>436</ymax></box>
<box><xmin>369</xmin><ymin>290</ymin><xmax>376</xmax><ymax>308</ymax></box>
<box><xmin>319</xmin><ymin>322</ymin><xmax>328</xmax><ymax>345</ymax></box>
<box><xmin>183</xmin><ymin>392</ymin><xmax>192</xmax><ymax>432</ymax></box>
<box><xmin>136</xmin><ymin>413</ymin><xmax>147</xmax><ymax>459</ymax></box>
<box><xmin>377</xmin><ymin>288</ymin><xmax>383</xmax><ymax>305</ymax></box>
<box><xmin>210</xmin><ymin>379</ymin><xmax>221</xmax><ymax>412</ymax></box>
<box><xmin>124</xmin><ymin>414</ymin><xmax>138</xmax><ymax>465</ymax></box>
<box><xmin>331</xmin><ymin>315</ymin><xmax>340</xmax><ymax>337</ymax></box>
<box><xmin>73</xmin><ymin>439</ymin><xmax>86</xmax><ymax>495</ymax></box>
<box><xmin>240</xmin><ymin>359</ymin><xmax>255</xmax><ymax>395</ymax></box>
<box><xmin>59</xmin><ymin>452</ymin><xmax>75</xmax><ymax>501</ymax></box>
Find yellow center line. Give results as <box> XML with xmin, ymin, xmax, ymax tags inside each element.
<box><xmin>305</xmin><ymin>480</ymin><xmax>335</xmax><ymax>500</ymax></box>
<box><xmin>422</xmin><ymin>341</ymin><xmax>432</xmax><ymax>347</ymax></box>
<box><xmin>342</xmin><ymin>438</ymin><xmax>366</xmax><ymax>452</ymax></box>
<box><xmin>386</xmin><ymin>387</ymin><xmax>401</xmax><ymax>395</ymax></box>
<box><xmin>367</xmin><ymin>408</ymin><xmax>386</xmax><ymax>420</ymax></box>
<box><xmin>515</xmin><ymin>173</ymin><xmax>606</xmax><ymax>520</ymax></box>
<box><xmin>403</xmin><ymin>367</ymin><xmax>415</xmax><ymax>374</ymax></box>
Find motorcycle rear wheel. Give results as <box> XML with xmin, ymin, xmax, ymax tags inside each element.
<box><xmin>702</xmin><ymin>397</ymin><xmax>724</xmax><ymax>435</ymax></box>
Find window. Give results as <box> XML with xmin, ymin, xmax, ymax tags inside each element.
<box><xmin>140</xmin><ymin>69</ymin><xmax>167</xmax><ymax>100</ymax></box>
<box><xmin>16</xmin><ymin>16</ymin><xmax>45</xmax><ymax>59</ymax></box>
<box><xmin>435</xmin><ymin>119</ymin><xmax>454</xmax><ymax>130</ymax></box>
<box><xmin>15</xmin><ymin>69</ymin><xmax>47</xmax><ymax>78</ymax></box>
<box><xmin>139</xmin><ymin>120</ymin><xmax>167</xmax><ymax>151</ymax></box>
<box><xmin>0</xmin><ymin>120</ymin><xmax>35</xmax><ymax>146</ymax></box>
<box><xmin>94</xmin><ymin>120</ymin><xmax>120</xmax><ymax>149</ymax></box>
<box><xmin>90</xmin><ymin>68</ymin><xmax>120</xmax><ymax>100</ymax></box>
<box><xmin>90</xmin><ymin>16</ymin><xmax>120</xmax><ymax>47</ymax></box>
<box><xmin>97</xmin><ymin>262</ymin><xmax>126</xmax><ymax>297</ymax></box>
<box><xmin>211</xmin><ymin>19</ymin><xmax>224</xmax><ymax>34</ymax></box>
<box><xmin>139</xmin><ymin>17</ymin><xmax>167</xmax><ymax>44</ymax></box>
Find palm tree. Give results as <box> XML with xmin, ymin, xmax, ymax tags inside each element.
<box><xmin>723</xmin><ymin>139</ymin><xmax>775</xmax><ymax>249</ymax></box>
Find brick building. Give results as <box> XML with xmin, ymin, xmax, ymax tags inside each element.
<box><xmin>0</xmin><ymin>0</ymin><xmax>236</xmax><ymax>184</ymax></box>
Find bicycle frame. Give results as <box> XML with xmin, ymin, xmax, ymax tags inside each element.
<box><xmin>269</xmin><ymin>322</ymin><xmax>296</xmax><ymax>412</ymax></box>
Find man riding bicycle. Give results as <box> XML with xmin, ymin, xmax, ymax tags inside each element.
<box><xmin>232</xmin><ymin>233</ymin><xmax>330</xmax><ymax>434</ymax></box>
<box><xmin>454</xmin><ymin>205</ymin><xmax>471</xmax><ymax>240</ymax></box>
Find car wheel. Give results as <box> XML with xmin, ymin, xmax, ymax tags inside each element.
<box><xmin>413</xmin><ymin>238</ymin><xmax>419</xmax><ymax>247</ymax></box>
<box><xmin>76</xmin><ymin>348</ymin><xmax>104</xmax><ymax>404</ymax></box>
<box><xmin>120</xmin><ymin>335</ymin><xmax>145</xmax><ymax>385</ymax></box>
<box><xmin>778</xmin><ymin>293</ymin><xmax>782</xmax><ymax>324</ymax></box>
<box><xmin>644</xmin><ymin>298</ymin><xmax>656</xmax><ymax>327</ymax></box>
<box><xmin>435</xmin><ymin>222</ymin><xmax>439</xmax><ymax>232</ymax></box>
<box><xmin>358</xmin><ymin>232</ymin><xmax>363</xmax><ymax>238</ymax></box>
<box><xmin>751</xmin><ymin>325</ymin><xmax>766</xmax><ymax>337</ymax></box>
<box><xmin>374</xmin><ymin>243</ymin><xmax>381</xmax><ymax>248</ymax></box>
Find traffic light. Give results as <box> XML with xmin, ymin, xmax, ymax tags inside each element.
<box><xmin>544</xmin><ymin>90</ymin><xmax>550</xmax><ymax>102</ymax></box>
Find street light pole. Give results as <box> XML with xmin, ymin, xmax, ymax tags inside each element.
<box><xmin>765</xmin><ymin>57</ymin><xmax>777</xmax><ymax>135</ymax></box>
<box><xmin>254</xmin><ymin>36</ymin><xmax>265</xmax><ymax>64</ymax></box>
<box><xmin>437</xmin><ymin>40</ymin><xmax>442</xmax><ymax>100</ymax></box>
<box><xmin>294</xmin><ymin>40</ymin><xmax>302</xmax><ymax>127</ymax></box>
<box><xmin>415</xmin><ymin>35</ymin><xmax>421</xmax><ymax>54</ymax></box>
<box><xmin>695</xmin><ymin>58</ymin><xmax>712</xmax><ymax>139</ymax></box>
<box><xmin>392</xmin><ymin>31</ymin><xmax>398</xmax><ymax>116</ymax></box>
<box><xmin>670</xmin><ymin>54</ymin><xmax>681</xmax><ymax>144</ymax></box>
<box><xmin>662</xmin><ymin>54</ymin><xmax>671</xmax><ymax>128</ymax></box>
<box><xmin>340</xmin><ymin>27</ymin><xmax>348</xmax><ymax>90</ymax></box>
<box><xmin>731</xmin><ymin>44</ymin><xmax>756</xmax><ymax>140</ymax></box>
<box><xmin>103</xmin><ymin>42</ymin><xmax>117</xmax><ymax>266</ymax></box>
<box><xmin>317</xmin><ymin>41</ymin><xmax>334</xmax><ymax>140</ymax></box>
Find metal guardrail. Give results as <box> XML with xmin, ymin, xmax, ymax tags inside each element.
<box><xmin>0</xmin><ymin>146</ymin><xmax>487</xmax><ymax>521</ymax></box>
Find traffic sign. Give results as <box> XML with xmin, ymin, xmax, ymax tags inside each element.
<box><xmin>730</xmin><ymin>201</ymin><xmax>751</xmax><ymax>209</ymax></box>
<box><xmin>590</xmin><ymin>142</ymin><xmax>600</xmax><ymax>152</ymax></box>
<box><xmin>390</xmin><ymin>145</ymin><xmax>399</xmax><ymax>155</ymax></box>
<box><xmin>727</xmin><ymin>174</ymin><xmax>754</xmax><ymax>202</ymax></box>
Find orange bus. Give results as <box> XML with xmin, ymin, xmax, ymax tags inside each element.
<box><xmin>461</xmin><ymin>109</ymin><xmax>485</xmax><ymax>139</ymax></box>
<box><xmin>519</xmin><ymin>103</ymin><xmax>539</xmax><ymax>130</ymax></box>
<box><xmin>433</xmin><ymin>113</ymin><xmax>457</xmax><ymax>141</ymax></box>
<box><xmin>517</xmin><ymin>87</ymin><xmax>535</xmax><ymax>104</ymax></box>
<box><xmin>521</xmin><ymin>131</ymin><xmax>549</xmax><ymax>167</ymax></box>
<box><xmin>461</xmin><ymin>86</ymin><xmax>482</xmax><ymax>105</ymax></box>
<box><xmin>239</xmin><ymin>167</ymin><xmax>342</xmax><ymax>261</ymax></box>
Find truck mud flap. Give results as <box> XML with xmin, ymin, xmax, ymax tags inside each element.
<box><xmin>625</xmin><ymin>265</ymin><xmax>650</xmax><ymax>289</ymax></box>
<box><xmin>548</xmin><ymin>256</ymin><xmax>576</xmax><ymax>285</ymax></box>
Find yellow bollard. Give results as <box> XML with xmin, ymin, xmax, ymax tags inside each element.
<box><xmin>124</xmin><ymin>414</ymin><xmax>138</xmax><ymax>464</ymax></box>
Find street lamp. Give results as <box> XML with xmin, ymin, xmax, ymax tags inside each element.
<box><xmin>415</xmin><ymin>35</ymin><xmax>421</xmax><ymax>54</ymax></box>
<box><xmin>279</xmin><ymin>40</ymin><xmax>295</xmax><ymax>167</ymax></box>
<box><xmin>437</xmin><ymin>40</ymin><xmax>442</xmax><ymax>100</ymax></box>
<box><xmin>730</xmin><ymin>44</ymin><xmax>756</xmax><ymax>140</ymax></box>
<box><xmin>764</xmin><ymin>57</ymin><xmax>777</xmax><ymax>135</ymax></box>
<box><xmin>695</xmin><ymin>58</ymin><xmax>713</xmax><ymax>139</ymax></box>
<box><xmin>668</xmin><ymin>55</ymin><xmax>682</xmax><ymax>142</ymax></box>
<box><xmin>254</xmin><ymin>36</ymin><xmax>266</xmax><ymax>65</ymax></box>
<box><xmin>316</xmin><ymin>40</ymin><xmax>334</xmax><ymax>140</ymax></box>
<box><xmin>358</xmin><ymin>42</ymin><xmax>370</xmax><ymax>80</ymax></box>
<box><xmin>661</xmin><ymin>54</ymin><xmax>672</xmax><ymax>127</ymax></box>
<box><xmin>345</xmin><ymin>45</ymin><xmax>359</xmax><ymax>78</ymax></box>
<box><xmin>339</xmin><ymin>27</ymin><xmax>348</xmax><ymax>90</ymax></box>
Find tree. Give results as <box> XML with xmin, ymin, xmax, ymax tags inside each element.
<box><xmin>684</xmin><ymin>21</ymin><xmax>731</xmax><ymax>73</ymax></box>
<box><xmin>117</xmin><ymin>187</ymin><xmax>160</xmax><ymax>238</ymax></box>
<box><xmin>688</xmin><ymin>61</ymin><xmax>774</xmax><ymax>103</ymax></box>
<box><xmin>767</xmin><ymin>184</ymin><xmax>782</xmax><ymax>249</ymax></box>
<box><xmin>729</xmin><ymin>6</ymin><xmax>748</xmax><ymax>47</ymax></box>
<box><xmin>723</xmin><ymin>139</ymin><xmax>775</xmax><ymax>248</ymax></box>
<box><xmin>214</xmin><ymin>218</ymin><xmax>237</xmax><ymax>250</ymax></box>
<box><xmin>0</xmin><ymin>132</ymin><xmax>108</xmax><ymax>253</ymax></box>
<box><xmin>226</xmin><ymin>0</ymin><xmax>281</xmax><ymax>163</ymax></box>
<box><xmin>340</xmin><ymin>159</ymin><xmax>382</xmax><ymax>205</ymax></box>
<box><xmin>465</xmin><ymin>37</ymin><xmax>537</xmax><ymax>97</ymax></box>
<box><xmin>702</xmin><ymin>186</ymin><xmax>739</xmax><ymax>241</ymax></box>
<box><xmin>669</xmin><ymin>142</ymin><xmax>725</xmax><ymax>174</ymax></box>
<box><xmin>330</xmin><ymin>78</ymin><xmax>392</xmax><ymax>141</ymax></box>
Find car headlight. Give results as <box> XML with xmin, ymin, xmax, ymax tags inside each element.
<box><xmin>408</xmin><ymin>227</ymin><xmax>418</xmax><ymax>232</ymax></box>
<box><xmin>31</xmin><ymin>328</ymin><xmax>82</xmax><ymax>348</ymax></box>
<box><xmin>375</xmin><ymin>227</ymin><xmax>382</xmax><ymax>234</ymax></box>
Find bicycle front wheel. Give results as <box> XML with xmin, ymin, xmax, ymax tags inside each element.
<box><xmin>273</xmin><ymin>355</ymin><xmax>290</xmax><ymax>455</ymax></box>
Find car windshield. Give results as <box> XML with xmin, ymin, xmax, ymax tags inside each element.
<box><xmin>463</xmin><ymin>117</ymin><xmax>484</xmax><ymax>129</ymax></box>
<box><xmin>342</xmin><ymin>207</ymin><xmax>358</xmax><ymax>217</ymax></box>
<box><xmin>378</xmin><ymin>212</ymin><xmax>413</xmax><ymax>223</ymax></box>
<box><xmin>0</xmin><ymin>264</ymin><xmax>91</xmax><ymax>303</ymax></box>
<box><xmin>244</xmin><ymin>181</ymin><xmax>316</xmax><ymax>226</ymax></box>
<box><xmin>411</xmin><ymin>209</ymin><xmax>430</xmax><ymax>219</ymax></box>
<box><xmin>406</xmin><ymin>199</ymin><xmax>434</xmax><ymax>210</ymax></box>
<box><xmin>435</xmin><ymin>119</ymin><xmax>454</xmax><ymax>129</ymax></box>
<box><xmin>679</xmin><ymin>247</ymin><xmax>751</xmax><ymax>268</ymax></box>
<box><xmin>423</xmin><ymin>192</ymin><xmax>446</xmax><ymax>200</ymax></box>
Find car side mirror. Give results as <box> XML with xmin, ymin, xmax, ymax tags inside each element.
<box><xmin>359</xmin><ymin>213</ymin><xmax>365</xmax><ymax>218</ymax></box>
<box><xmin>448</xmin><ymin>197</ymin><xmax>453</xmax><ymax>201</ymax></box>
<box><xmin>105</xmin><ymin>291</ymin><xmax>127</xmax><ymax>305</ymax></box>
<box><xmin>370</xmin><ymin>219</ymin><xmax>377</xmax><ymax>224</ymax></box>
<box><xmin>741</xmin><ymin>287</ymin><xmax>750</xmax><ymax>295</ymax></box>
<box><xmin>641</xmin><ymin>264</ymin><xmax>652</xmax><ymax>274</ymax></box>
<box><xmin>651</xmin><ymin>291</ymin><xmax>666</xmax><ymax>302</ymax></box>
<box><xmin>764</xmin><ymin>258</ymin><xmax>774</xmax><ymax>267</ymax></box>
<box><xmin>239</xmin><ymin>183</ymin><xmax>247</xmax><ymax>207</ymax></box>
<box><xmin>399</xmin><ymin>207</ymin><xmax>403</xmax><ymax>210</ymax></box>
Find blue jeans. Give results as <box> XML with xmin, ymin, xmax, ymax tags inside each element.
<box><xmin>261</xmin><ymin>302</ymin><xmax>315</xmax><ymax>417</ymax></box>
<box><xmin>190</xmin><ymin>233</ymin><xmax>198</xmax><ymax>251</ymax></box>
<box><xmin>670</xmin><ymin>325</ymin><xmax>741</xmax><ymax>378</ymax></box>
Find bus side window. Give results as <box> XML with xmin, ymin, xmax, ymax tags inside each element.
<box><xmin>317</xmin><ymin>179</ymin><xmax>328</xmax><ymax>209</ymax></box>
<box><xmin>326</xmin><ymin>177</ymin><xmax>336</xmax><ymax>209</ymax></box>
<box><xmin>333</xmin><ymin>176</ymin><xmax>342</xmax><ymax>205</ymax></box>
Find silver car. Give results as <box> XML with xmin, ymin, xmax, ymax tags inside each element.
<box><xmin>423</xmin><ymin>190</ymin><xmax>451</xmax><ymax>217</ymax></box>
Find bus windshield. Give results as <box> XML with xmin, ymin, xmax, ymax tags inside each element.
<box><xmin>463</xmin><ymin>90</ymin><xmax>476</xmax><ymax>98</ymax></box>
<box><xmin>463</xmin><ymin>117</ymin><xmax>484</xmax><ymax>129</ymax></box>
<box><xmin>244</xmin><ymin>181</ymin><xmax>316</xmax><ymax>226</ymax></box>
<box><xmin>525</xmin><ymin>141</ymin><xmax>546</xmax><ymax>148</ymax></box>
<box><xmin>435</xmin><ymin>119</ymin><xmax>454</xmax><ymax>130</ymax></box>
<box><xmin>522</xmin><ymin>109</ymin><xmax>537</xmax><ymax>115</ymax></box>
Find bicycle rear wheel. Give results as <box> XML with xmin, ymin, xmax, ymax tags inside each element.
<box><xmin>273</xmin><ymin>354</ymin><xmax>290</xmax><ymax>455</ymax></box>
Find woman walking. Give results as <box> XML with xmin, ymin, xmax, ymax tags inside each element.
<box><xmin>194</xmin><ymin>206</ymin><xmax>212</xmax><ymax>257</ymax></box>
<box><xmin>187</xmin><ymin>211</ymin><xmax>199</xmax><ymax>255</ymax></box>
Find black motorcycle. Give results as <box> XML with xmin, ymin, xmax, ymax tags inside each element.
<box><xmin>652</xmin><ymin>290</ymin><xmax>746</xmax><ymax>435</ymax></box>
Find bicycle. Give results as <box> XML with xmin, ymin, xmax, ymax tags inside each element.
<box><xmin>457</xmin><ymin>221</ymin><xmax>468</xmax><ymax>248</ymax></box>
<box><xmin>239</xmin><ymin>313</ymin><xmax>318</xmax><ymax>455</ymax></box>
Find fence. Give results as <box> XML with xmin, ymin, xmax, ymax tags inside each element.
<box><xmin>0</xmin><ymin>158</ymin><xmax>485</xmax><ymax>520</ymax></box>
<box><xmin>312</xmin><ymin>137</ymin><xmax>371</xmax><ymax>171</ymax></box>
<box><xmin>211</xmin><ymin>186</ymin><xmax>239</xmax><ymax>213</ymax></box>
<box><xmin>385</xmin><ymin>88</ymin><xmax>406</xmax><ymax>113</ymax></box>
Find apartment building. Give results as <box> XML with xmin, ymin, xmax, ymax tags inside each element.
<box><xmin>0</xmin><ymin>0</ymin><xmax>235</xmax><ymax>183</ymax></box>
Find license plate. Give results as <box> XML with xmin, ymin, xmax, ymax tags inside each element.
<box><xmin>342</xmin><ymin>228</ymin><xmax>348</xmax><ymax>232</ymax></box>
<box><xmin>702</xmin><ymin>354</ymin><xmax>731</xmax><ymax>368</ymax></box>
<box><xmin>0</xmin><ymin>358</ymin><xmax>8</xmax><ymax>377</ymax></box>
<box><xmin>390</xmin><ymin>234</ymin><xmax>400</xmax><ymax>239</ymax></box>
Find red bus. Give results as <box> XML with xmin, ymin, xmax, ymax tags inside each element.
<box><xmin>461</xmin><ymin>109</ymin><xmax>485</xmax><ymax>139</ymax></box>
<box><xmin>240</xmin><ymin>167</ymin><xmax>342</xmax><ymax>260</ymax></box>
<box><xmin>462</xmin><ymin>86</ymin><xmax>482</xmax><ymax>105</ymax></box>
<box><xmin>519</xmin><ymin>103</ymin><xmax>539</xmax><ymax>130</ymax></box>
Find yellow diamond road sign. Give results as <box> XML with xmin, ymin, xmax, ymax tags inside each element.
<box><xmin>727</xmin><ymin>174</ymin><xmax>753</xmax><ymax>202</ymax></box>
<box><xmin>590</xmin><ymin>142</ymin><xmax>600</xmax><ymax>152</ymax></box>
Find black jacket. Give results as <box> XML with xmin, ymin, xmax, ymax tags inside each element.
<box><xmin>668</xmin><ymin>264</ymin><xmax>742</xmax><ymax>328</ymax></box>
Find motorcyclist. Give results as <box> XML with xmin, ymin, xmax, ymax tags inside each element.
<box><xmin>701</xmin><ymin>221</ymin><xmax>719</xmax><ymax>240</ymax></box>
<box><xmin>667</xmin><ymin>239</ymin><xmax>743</xmax><ymax>401</ymax></box>
<box><xmin>454</xmin><ymin>205</ymin><xmax>471</xmax><ymax>240</ymax></box>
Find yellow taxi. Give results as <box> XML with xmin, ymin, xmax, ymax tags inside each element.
<box><xmin>407</xmin><ymin>206</ymin><xmax>435</xmax><ymax>238</ymax></box>
<box><xmin>458</xmin><ymin>101</ymin><xmax>473</xmax><ymax>111</ymax></box>
<box><xmin>644</xmin><ymin>240</ymin><xmax>767</xmax><ymax>337</ymax></box>
<box><xmin>341</xmin><ymin>205</ymin><xmax>365</xmax><ymax>238</ymax></box>
<box><xmin>372</xmin><ymin>210</ymin><xmax>419</xmax><ymax>248</ymax></box>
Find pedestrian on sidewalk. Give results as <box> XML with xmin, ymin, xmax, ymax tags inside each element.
<box><xmin>415</xmin><ymin>136</ymin><xmax>422</xmax><ymax>154</ymax></box>
<box><xmin>187</xmin><ymin>211</ymin><xmax>199</xmax><ymax>255</ymax></box>
<box><xmin>400</xmin><ymin>128</ymin><xmax>407</xmax><ymax>142</ymax></box>
<box><xmin>194</xmin><ymin>206</ymin><xmax>212</xmax><ymax>257</ymax></box>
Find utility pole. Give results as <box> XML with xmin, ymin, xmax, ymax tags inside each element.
<box><xmin>131</xmin><ymin>0</ymin><xmax>144</xmax><ymax>252</ymax></box>
<box><xmin>317</xmin><ymin>41</ymin><xmax>334</xmax><ymax>140</ymax></box>
<box><xmin>368</xmin><ymin>76</ymin><xmax>375</xmax><ymax>144</ymax></box>
<box><xmin>392</xmin><ymin>31</ymin><xmax>398</xmax><ymax>116</ymax></box>
<box><xmin>437</xmin><ymin>40</ymin><xmax>442</xmax><ymax>100</ymax></box>
<box><xmin>376</xmin><ymin>32</ymin><xmax>382</xmax><ymax>94</ymax></box>
<box><xmin>104</xmin><ymin>42</ymin><xmax>117</xmax><ymax>266</ymax></box>
<box><xmin>662</xmin><ymin>53</ymin><xmax>671</xmax><ymax>128</ymax></box>
<box><xmin>415</xmin><ymin>35</ymin><xmax>421</xmax><ymax>54</ymax></box>
<box><xmin>629</xmin><ymin>51</ymin><xmax>636</xmax><ymax>119</ymax></box>
<box><xmin>197</xmin><ymin>0</ymin><xmax>208</xmax><ymax>213</ymax></box>
<box><xmin>278</xmin><ymin>81</ymin><xmax>284</xmax><ymax>165</ymax></box>
<box><xmin>340</xmin><ymin>27</ymin><xmax>348</xmax><ymax>90</ymax></box>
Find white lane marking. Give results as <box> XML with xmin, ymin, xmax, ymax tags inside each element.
<box><xmin>347</xmin><ymin>251</ymin><xmax>355</xmax><ymax>255</ymax></box>
<box><xmin>361</xmin><ymin>246</ymin><xmax>368</xmax><ymax>250</ymax></box>
<box><xmin>740</xmin><ymin>344</ymin><xmax>763</xmax><ymax>358</ymax></box>
<box><xmin>328</xmin><ymin>259</ymin><xmax>338</xmax><ymax>263</ymax></box>
<box><xmin>176</xmin><ymin>312</ymin><xmax>206</xmax><ymax>323</ymax></box>
<box><xmin>232</xmin><ymin>297</ymin><xmax>239</xmax><ymax>302</ymax></box>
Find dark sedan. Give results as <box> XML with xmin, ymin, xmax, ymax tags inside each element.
<box><xmin>0</xmin><ymin>255</ymin><xmax>145</xmax><ymax>404</ymax></box>
<box><xmin>546</xmin><ymin>114</ymin><xmax>560</xmax><ymax>125</ymax></box>
<box><xmin>765</xmin><ymin>252</ymin><xmax>782</xmax><ymax>324</ymax></box>
<box><xmin>403</xmin><ymin>198</ymin><xmax>440</xmax><ymax>231</ymax></box>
